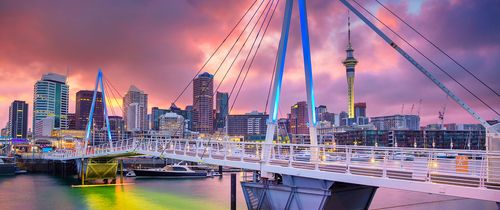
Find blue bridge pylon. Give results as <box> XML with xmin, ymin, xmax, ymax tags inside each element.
<box><xmin>84</xmin><ymin>69</ymin><xmax>113</xmax><ymax>153</ymax></box>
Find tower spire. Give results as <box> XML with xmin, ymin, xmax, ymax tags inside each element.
<box><xmin>348</xmin><ymin>10</ymin><xmax>352</xmax><ymax>49</ymax></box>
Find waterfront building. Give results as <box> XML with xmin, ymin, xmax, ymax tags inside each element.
<box><xmin>33</xmin><ymin>73</ymin><xmax>69</xmax><ymax>135</ymax></box>
<box><xmin>159</xmin><ymin>112</ymin><xmax>185</xmax><ymax>138</ymax></box>
<box><xmin>75</xmin><ymin>90</ymin><xmax>103</xmax><ymax>130</ymax></box>
<box><xmin>109</xmin><ymin>116</ymin><xmax>125</xmax><ymax>140</ymax></box>
<box><xmin>34</xmin><ymin>116</ymin><xmax>55</xmax><ymax>138</ymax></box>
<box><xmin>354</xmin><ymin>102</ymin><xmax>368</xmax><ymax>125</ymax></box>
<box><xmin>215</xmin><ymin>92</ymin><xmax>229</xmax><ymax>132</ymax></box>
<box><xmin>126</xmin><ymin>103</ymin><xmax>141</xmax><ymax>132</ymax></box>
<box><xmin>185</xmin><ymin>105</ymin><xmax>193</xmax><ymax>131</ymax></box>
<box><xmin>339</xmin><ymin>111</ymin><xmax>348</xmax><ymax>126</ymax></box>
<box><xmin>123</xmin><ymin>85</ymin><xmax>148</xmax><ymax>131</ymax></box>
<box><xmin>8</xmin><ymin>100</ymin><xmax>28</xmax><ymax>138</ymax></box>
<box><xmin>316</xmin><ymin>105</ymin><xmax>336</xmax><ymax>126</ymax></box>
<box><xmin>151</xmin><ymin>107</ymin><xmax>169</xmax><ymax>130</ymax></box>
<box><xmin>67</xmin><ymin>113</ymin><xmax>76</xmax><ymax>130</ymax></box>
<box><xmin>333</xmin><ymin>129</ymin><xmax>485</xmax><ymax>149</ymax></box>
<box><xmin>192</xmin><ymin>72</ymin><xmax>214</xmax><ymax>134</ymax></box>
<box><xmin>169</xmin><ymin>104</ymin><xmax>188</xmax><ymax>120</ymax></box>
<box><xmin>289</xmin><ymin>101</ymin><xmax>309</xmax><ymax>135</ymax></box>
<box><xmin>371</xmin><ymin>114</ymin><xmax>420</xmax><ymax>130</ymax></box>
<box><xmin>226</xmin><ymin>111</ymin><xmax>268</xmax><ymax>140</ymax></box>
<box><xmin>443</xmin><ymin>123</ymin><xmax>484</xmax><ymax>131</ymax></box>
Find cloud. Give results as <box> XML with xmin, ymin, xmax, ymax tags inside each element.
<box><xmin>0</xmin><ymin>0</ymin><xmax>498</xmax><ymax>130</ymax></box>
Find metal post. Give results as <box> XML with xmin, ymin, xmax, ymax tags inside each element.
<box><xmin>81</xmin><ymin>158</ymin><xmax>85</xmax><ymax>186</ymax></box>
<box><xmin>117</xmin><ymin>159</ymin><xmax>122</xmax><ymax>184</ymax></box>
<box><xmin>231</xmin><ymin>173</ymin><xmax>237</xmax><ymax>210</ymax></box>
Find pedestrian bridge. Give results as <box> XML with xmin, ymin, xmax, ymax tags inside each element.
<box><xmin>42</xmin><ymin>137</ymin><xmax>500</xmax><ymax>202</ymax></box>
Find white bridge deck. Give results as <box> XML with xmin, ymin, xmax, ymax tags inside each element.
<box><xmin>40</xmin><ymin>138</ymin><xmax>500</xmax><ymax>202</ymax></box>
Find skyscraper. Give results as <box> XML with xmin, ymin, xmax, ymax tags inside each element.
<box><xmin>354</xmin><ymin>102</ymin><xmax>368</xmax><ymax>125</ymax></box>
<box><xmin>126</xmin><ymin>103</ymin><xmax>140</xmax><ymax>131</ymax></box>
<box><xmin>8</xmin><ymin>100</ymin><xmax>28</xmax><ymax>138</ymax></box>
<box><xmin>33</xmin><ymin>73</ymin><xmax>69</xmax><ymax>135</ymax></box>
<box><xmin>215</xmin><ymin>92</ymin><xmax>229</xmax><ymax>131</ymax></box>
<box><xmin>123</xmin><ymin>85</ymin><xmax>148</xmax><ymax>131</ymax></box>
<box><xmin>151</xmin><ymin>107</ymin><xmax>168</xmax><ymax>130</ymax></box>
<box><xmin>193</xmin><ymin>72</ymin><xmax>214</xmax><ymax>134</ymax></box>
<box><xmin>289</xmin><ymin>101</ymin><xmax>309</xmax><ymax>135</ymax></box>
<box><xmin>342</xmin><ymin>14</ymin><xmax>358</xmax><ymax>122</ymax></box>
<box><xmin>75</xmin><ymin>90</ymin><xmax>103</xmax><ymax>130</ymax></box>
<box><xmin>67</xmin><ymin>113</ymin><xmax>77</xmax><ymax>130</ymax></box>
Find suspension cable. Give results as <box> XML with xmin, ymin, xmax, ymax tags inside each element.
<box><xmin>215</xmin><ymin>0</ymin><xmax>274</xmax><ymax>93</ymax></box>
<box><xmin>156</xmin><ymin>1</ymin><xmax>269</xmax><ymax>160</ymax></box>
<box><xmin>198</xmin><ymin>0</ymin><xmax>276</xmax><ymax>160</ymax></box>
<box><xmin>103</xmin><ymin>76</ymin><xmax>126</xmax><ymax>115</ymax></box>
<box><xmin>230</xmin><ymin>0</ymin><xmax>280</xmax><ymax>113</ymax></box>
<box><xmin>227</xmin><ymin>0</ymin><xmax>276</xmax><ymax>105</ymax></box>
<box><xmin>171</xmin><ymin>0</ymin><xmax>260</xmax><ymax>105</ymax></box>
<box><xmin>375</xmin><ymin>0</ymin><xmax>499</xmax><ymax>98</ymax></box>
<box><xmin>103</xmin><ymin>78</ymin><xmax>125</xmax><ymax>116</ymax></box>
<box><xmin>351</xmin><ymin>0</ymin><xmax>499</xmax><ymax>116</ymax></box>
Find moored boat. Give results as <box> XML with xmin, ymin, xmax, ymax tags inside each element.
<box><xmin>133</xmin><ymin>164</ymin><xmax>209</xmax><ymax>178</ymax></box>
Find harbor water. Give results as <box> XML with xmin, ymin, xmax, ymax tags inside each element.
<box><xmin>0</xmin><ymin>174</ymin><xmax>497</xmax><ymax>210</ymax></box>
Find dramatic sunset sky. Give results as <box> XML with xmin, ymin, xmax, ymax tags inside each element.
<box><xmin>0</xmin><ymin>0</ymin><xmax>498</xmax><ymax>129</ymax></box>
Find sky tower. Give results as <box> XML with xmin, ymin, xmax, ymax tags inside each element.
<box><xmin>342</xmin><ymin>12</ymin><xmax>358</xmax><ymax>121</ymax></box>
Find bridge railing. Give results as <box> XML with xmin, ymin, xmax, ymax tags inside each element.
<box><xmin>42</xmin><ymin>138</ymin><xmax>500</xmax><ymax>190</ymax></box>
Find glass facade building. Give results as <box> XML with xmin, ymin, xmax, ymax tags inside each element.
<box><xmin>33</xmin><ymin>73</ymin><xmax>69</xmax><ymax>136</ymax></box>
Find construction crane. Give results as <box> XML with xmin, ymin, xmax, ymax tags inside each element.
<box><xmin>438</xmin><ymin>103</ymin><xmax>446</xmax><ymax>129</ymax></box>
<box><xmin>417</xmin><ymin>99</ymin><xmax>422</xmax><ymax>117</ymax></box>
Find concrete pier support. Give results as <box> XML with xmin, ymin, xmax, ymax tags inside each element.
<box><xmin>241</xmin><ymin>175</ymin><xmax>377</xmax><ymax>210</ymax></box>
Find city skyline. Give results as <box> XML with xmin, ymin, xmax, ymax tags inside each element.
<box><xmin>0</xmin><ymin>0</ymin><xmax>499</xmax><ymax>129</ymax></box>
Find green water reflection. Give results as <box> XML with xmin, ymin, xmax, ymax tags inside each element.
<box><xmin>0</xmin><ymin>174</ymin><xmax>246</xmax><ymax>210</ymax></box>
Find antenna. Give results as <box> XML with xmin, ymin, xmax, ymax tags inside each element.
<box><xmin>347</xmin><ymin>10</ymin><xmax>351</xmax><ymax>48</ymax></box>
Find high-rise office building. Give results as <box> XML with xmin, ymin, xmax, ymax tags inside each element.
<box><xmin>33</xmin><ymin>73</ymin><xmax>69</xmax><ymax>135</ymax></box>
<box><xmin>193</xmin><ymin>72</ymin><xmax>214</xmax><ymax>134</ymax></box>
<box><xmin>75</xmin><ymin>90</ymin><xmax>103</xmax><ymax>130</ymax></box>
<box><xmin>354</xmin><ymin>102</ymin><xmax>368</xmax><ymax>125</ymax></box>
<box><xmin>109</xmin><ymin>116</ymin><xmax>125</xmax><ymax>140</ymax></box>
<box><xmin>289</xmin><ymin>101</ymin><xmax>309</xmax><ymax>135</ymax></box>
<box><xmin>339</xmin><ymin>111</ymin><xmax>348</xmax><ymax>126</ymax></box>
<box><xmin>151</xmin><ymin>107</ymin><xmax>169</xmax><ymax>130</ymax></box>
<box><xmin>316</xmin><ymin>105</ymin><xmax>336</xmax><ymax>125</ymax></box>
<box><xmin>8</xmin><ymin>100</ymin><xmax>28</xmax><ymax>138</ymax></box>
<box><xmin>215</xmin><ymin>92</ymin><xmax>229</xmax><ymax>131</ymax></box>
<box><xmin>126</xmin><ymin>103</ymin><xmax>140</xmax><ymax>131</ymax></box>
<box><xmin>67</xmin><ymin>113</ymin><xmax>76</xmax><ymax>130</ymax></box>
<box><xmin>123</xmin><ymin>85</ymin><xmax>148</xmax><ymax>131</ymax></box>
<box><xmin>342</xmin><ymin>15</ymin><xmax>358</xmax><ymax>122</ymax></box>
